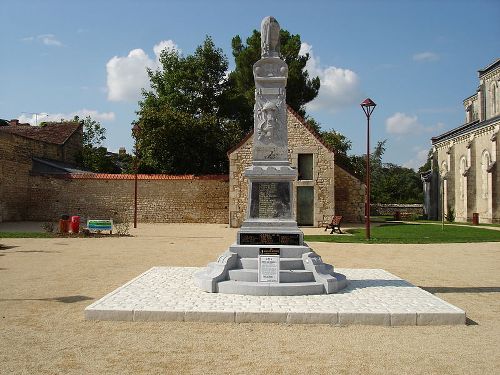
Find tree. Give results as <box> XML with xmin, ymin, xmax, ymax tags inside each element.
<box><xmin>74</xmin><ymin>116</ymin><xmax>120</xmax><ymax>173</ymax></box>
<box><xmin>372</xmin><ymin>164</ymin><xmax>423</xmax><ymax>203</ymax></box>
<box><xmin>229</xmin><ymin>29</ymin><xmax>320</xmax><ymax>131</ymax></box>
<box><xmin>135</xmin><ymin>36</ymin><xmax>243</xmax><ymax>174</ymax></box>
<box><xmin>418</xmin><ymin>148</ymin><xmax>433</xmax><ymax>174</ymax></box>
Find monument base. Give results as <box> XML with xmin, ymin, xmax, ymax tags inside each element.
<box><xmin>194</xmin><ymin>240</ymin><xmax>347</xmax><ymax>295</ymax></box>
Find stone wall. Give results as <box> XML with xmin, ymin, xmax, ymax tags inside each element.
<box><xmin>228</xmin><ymin>108</ymin><xmax>364</xmax><ymax>227</ymax></box>
<box><xmin>0</xmin><ymin>125</ymin><xmax>83</xmax><ymax>222</ymax></box>
<box><xmin>0</xmin><ymin>132</ymin><xmax>63</xmax><ymax>222</ymax></box>
<box><xmin>27</xmin><ymin>174</ymin><xmax>229</xmax><ymax>224</ymax></box>
<box><xmin>334</xmin><ymin>165</ymin><xmax>365</xmax><ymax>222</ymax></box>
<box><xmin>370</xmin><ymin>204</ymin><xmax>424</xmax><ymax>216</ymax></box>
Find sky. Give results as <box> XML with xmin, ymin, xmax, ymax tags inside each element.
<box><xmin>1</xmin><ymin>0</ymin><xmax>499</xmax><ymax>170</ymax></box>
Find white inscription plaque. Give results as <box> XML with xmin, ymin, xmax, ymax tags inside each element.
<box><xmin>258</xmin><ymin>248</ymin><xmax>280</xmax><ymax>283</ymax></box>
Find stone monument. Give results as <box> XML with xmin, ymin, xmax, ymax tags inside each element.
<box><xmin>194</xmin><ymin>16</ymin><xmax>347</xmax><ymax>295</ymax></box>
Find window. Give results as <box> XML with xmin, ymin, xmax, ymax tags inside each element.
<box><xmin>298</xmin><ymin>154</ymin><xmax>313</xmax><ymax>180</ymax></box>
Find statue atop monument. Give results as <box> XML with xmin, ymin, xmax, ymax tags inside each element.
<box><xmin>261</xmin><ymin>16</ymin><xmax>280</xmax><ymax>58</ymax></box>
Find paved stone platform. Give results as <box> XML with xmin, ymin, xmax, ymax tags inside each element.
<box><xmin>85</xmin><ymin>267</ymin><xmax>466</xmax><ymax>325</ymax></box>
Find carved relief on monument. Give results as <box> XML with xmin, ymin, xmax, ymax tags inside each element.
<box><xmin>255</xmin><ymin>97</ymin><xmax>286</xmax><ymax>145</ymax></box>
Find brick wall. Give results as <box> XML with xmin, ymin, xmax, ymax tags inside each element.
<box><xmin>27</xmin><ymin>174</ymin><xmax>229</xmax><ymax>224</ymax></box>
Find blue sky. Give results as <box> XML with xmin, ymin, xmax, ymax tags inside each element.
<box><xmin>1</xmin><ymin>0</ymin><xmax>499</xmax><ymax>170</ymax></box>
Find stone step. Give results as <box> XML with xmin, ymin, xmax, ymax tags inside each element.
<box><xmin>239</xmin><ymin>258</ymin><xmax>304</xmax><ymax>270</ymax></box>
<box><xmin>228</xmin><ymin>269</ymin><xmax>315</xmax><ymax>283</ymax></box>
<box><xmin>229</xmin><ymin>244</ymin><xmax>312</xmax><ymax>258</ymax></box>
<box><xmin>217</xmin><ymin>280</ymin><xmax>325</xmax><ymax>296</ymax></box>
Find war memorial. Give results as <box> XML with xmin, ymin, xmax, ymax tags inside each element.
<box><xmin>85</xmin><ymin>17</ymin><xmax>466</xmax><ymax>325</ymax></box>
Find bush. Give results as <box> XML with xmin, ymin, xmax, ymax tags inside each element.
<box><xmin>445</xmin><ymin>206</ymin><xmax>455</xmax><ymax>223</ymax></box>
<box><xmin>112</xmin><ymin>212</ymin><xmax>131</xmax><ymax>236</ymax></box>
<box><xmin>41</xmin><ymin>222</ymin><xmax>55</xmax><ymax>233</ymax></box>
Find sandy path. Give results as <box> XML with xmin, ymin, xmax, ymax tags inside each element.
<box><xmin>0</xmin><ymin>223</ymin><xmax>499</xmax><ymax>374</ymax></box>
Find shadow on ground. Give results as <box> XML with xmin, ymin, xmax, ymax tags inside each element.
<box><xmin>0</xmin><ymin>295</ymin><xmax>93</xmax><ymax>303</ymax></box>
<box><xmin>420</xmin><ymin>286</ymin><xmax>500</xmax><ymax>293</ymax></box>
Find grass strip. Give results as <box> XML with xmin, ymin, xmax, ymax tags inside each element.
<box><xmin>305</xmin><ymin>223</ymin><xmax>500</xmax><ymax>244</ymax></box>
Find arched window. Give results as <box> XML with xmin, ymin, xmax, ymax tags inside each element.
<box><xmin>481</xmin><ymin>150</ymin><xmax>491</xmax><ymax>199</ymax></box>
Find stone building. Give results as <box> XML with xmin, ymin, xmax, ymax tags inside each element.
<box><xmin>228</xmin><ymin>107</ymin><xmax>365</xmax><ymax>227</ymax></box>
<box><xmin>0</xmin><ymin>120</ymin><xmax>82</xmax><ymax>221</ymax></box>
<box><xmin>424</xmin><ymin>58</ymin><xmax>500</xmax><ymax>223</ymax></box>
<box><xmin>1</xmin><ymin>111</ymin><xmax>365</xmax><ymax>226</ymax></box>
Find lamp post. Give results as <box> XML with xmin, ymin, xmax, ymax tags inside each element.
<box><xmin>360</xmin><ymin>98</ymin><xmax>376</xmax><ymax>240</ymax></box>
<box><xmin>132</xmin><ymin>123</ymin><xmax>141</xmax><ymax>229</ymax></box>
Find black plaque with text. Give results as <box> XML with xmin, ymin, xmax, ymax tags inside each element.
<box><xmin>240</xmin><ymin>233</ymin><xmax>300</xmax><ymax>246</ymax></box>
<box><xmin>249</xmin><ymin>182</ymin><xmax>291</xmax><ymax>219</ymax></box>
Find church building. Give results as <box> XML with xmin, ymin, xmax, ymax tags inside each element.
<box><xmin>423</xmin><ymin>58</ymin><xmax>500</xmax><ymax>223</ymax></box>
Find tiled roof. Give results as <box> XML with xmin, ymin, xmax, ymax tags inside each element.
<box><xmin>0</xmin><ymin>121</ymin><xmax>81</xmax><ymax>145</ymax></box>
<box><xmin>41</xmin><ymin>173</ymin><xmax>229</xmax><ymax>181</ymax></box>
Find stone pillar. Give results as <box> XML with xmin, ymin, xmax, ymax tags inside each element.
<box><xmin>194</xmin><ymin>16</ymin><xmax>346</xmax><ymax>295</ymax></box>
<box><xmin>238</xmin><ymin>16</ymin><xmax>302</xmax><ymax>244</ymax></box>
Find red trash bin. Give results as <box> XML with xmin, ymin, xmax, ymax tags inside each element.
<box><xmin>59</xmin><ymin>214</ymin><xmax>70</xmax><ymax>233</ymax></box>
<box><xmin>70</xmin><ymin>216</ymin><xmax>80</xmax><ymax>233</ymax></box>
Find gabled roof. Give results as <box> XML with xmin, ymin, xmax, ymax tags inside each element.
<box><xmin>227</xmin><ymin>106</ymin><xmax>335</xmax><ymax>156</ymax></box>
<box><xmin>0</xmin><ymin>121</ymin><xmax>81</xmax><ymax>145</ymax></box>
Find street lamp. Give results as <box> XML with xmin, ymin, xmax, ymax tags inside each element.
<box><xmin>132</xmin><ymin>123</ymin><xmax>141</xmax><ymax>229</ymax></box>
<box><xmin>360</xmin><ymin>98</ymin><xmax>376</xmax><ymax>240</ymax></box>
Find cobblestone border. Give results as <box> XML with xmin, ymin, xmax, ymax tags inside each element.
<box><xmin>85</xmin><ymin>267</ymin><xmax>466</xmax><ymax>326</ymax></box>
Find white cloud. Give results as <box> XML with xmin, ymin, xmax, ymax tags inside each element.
<box><xmin>153</xmin><ymin>40</ymin><xmax>180</xmax><ymax>60</ymax></box>
<box><xmin>18</xmin><ymin>109</ymin><xmax>115</xmax><ymax>125</ymax></box>
<box><xmin>386</xmin><ymin>113</ymin><xmax>419</xmax><ymax>135</ymax></box>
<box><xmin>299</xmin><ymin>43</ymin><xmax>362</xmax><ymax>113</ymax></box>
<box><xmin>403</xmin><ymin>147</ymin><xmax>430</xmax><ymax>170</ymax></box>
<box><xmin>106</xmin><ymin>40</ymin><xmax>180</xmax><ymax>102</ymax></box>
<box><xmin>385</xmin><ymin>112</ymin><xmax>444</xmax><ymax>135</ymax></box>
<box><xmin>22</xmin><ymin>34</ymin><xmax>62</xmax><ymax>47</ymax></box>
<box><xmin>412</xmin><ymin>51</ymin><xmax>439</xmax><ymax>62</ymax></box>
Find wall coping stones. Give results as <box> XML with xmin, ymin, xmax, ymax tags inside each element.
<box><xmin>33</xmin><ymin>173</ymin><xmax>229</xmax><ymax>181</ymax></box>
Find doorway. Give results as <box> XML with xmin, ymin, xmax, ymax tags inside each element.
<box><xmin>297</xmin><ymin>186</ymin><xmax>314</xmax><ymax>226</ymax></box>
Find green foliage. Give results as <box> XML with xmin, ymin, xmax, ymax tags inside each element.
<box><xmin>320</xmin><ymin>130</ymin><xmax>352</xmax><ymax>155</ymax></box>
<box><xmin>77</xmin><ymin>146</ymin><xmax>121</xmax><ymax>173</ymax></box>
<box><xmin>326</xmin><ymin>139</ymin><xmax>423</xmax><ymax>204</ymax></box>
<box><xmin>135</xmin><ymin>36</ymin><xmax>244</xmax><ymax>174</ymax></box>
<box><xmin>445</xmin><ymin>206</ymin><xmax>455</xmax><ymax>222</ymax></box>
<box><xmin>229</xmin><ymin>28</ymin><xmax>320</xmax><ymax>130</ymax></box>
<box><xmin>73</xmin><ymin>116</ymin><xmax>122</xmax><ymax>173</ymax></box>
<box><xmin>371</xmin><ymin>163</ymin><xmax>423</xmax><ymax>204</ymax></box>
<box><xmin>418</xmin><ymin>148</ymin><xmax>433</xmax><ymax>174</ymax></box>
<box><xmin>77</xmin><ymin>115</ymin><xmax>106</xmax><ymax>148</ymax></box>
<box><xmin>0</xmin><ymin>232</ymin><xmax>55</xmax><ymax>238</ymax></box>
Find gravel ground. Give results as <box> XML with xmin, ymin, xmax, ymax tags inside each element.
<box><xmin>0</xmin><ymin>222</ymin><xmax>499</xmax><ymax>375</ymax></box>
